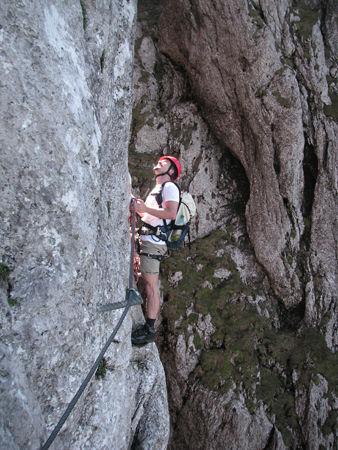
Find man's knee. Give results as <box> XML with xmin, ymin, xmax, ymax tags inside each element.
<box><xmin>142</xmin><ymin>273</ymin><xmax>158</xmax><ymax>287</ymax></box>
<box><xmin>141</xmin><ymin>273</ymin><xmax>159</xmax><ymax>295</ymax></box>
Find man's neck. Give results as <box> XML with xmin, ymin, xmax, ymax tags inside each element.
<box><xmin>156</xmin><ymin>174</ymin><xmax>171</xmax><ymax>184</ymax></box>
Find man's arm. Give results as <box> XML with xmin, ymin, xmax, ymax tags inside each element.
<box><xmin>135</xmin><ymin>199</ymin><xmax>178</xmax><ymax>220</ymax></box>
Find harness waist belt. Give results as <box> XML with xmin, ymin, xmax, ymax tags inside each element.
<box><xmin>139</xmin><ymin>223</ymin><xmax>166</xmax><ymax>237</ymax></box>
<box><xmin>139</xmin><ymin>252</ymin><xmax>164</xmax><ymax>261</ymax></box>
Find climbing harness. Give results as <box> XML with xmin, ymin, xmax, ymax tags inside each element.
<box><xmin>41</xmin><ymin>199</ymin><xmax>142</xmax><ymax>450</ymax></box>
<box><xmin>138</xmin><ymin>251</ymin><xmax>164</xmax><ymax>262</ymax></box>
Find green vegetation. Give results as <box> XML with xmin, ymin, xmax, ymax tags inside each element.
<box><xmin>7</xmin><ymin>297</ymin><xmax>19</xmax><ymax>306</ymax></box>
<box><xmin>0</xmin><ymin>263</ymin><xmax>19</xmax><ymax>306</ymax></box>
<box><xmin>134</xmin><ymin>37</ymin><xmax>143</xmax><ymax>59</ymax></box>
<box><xmin>137</xmin><ymin>0</ymin><xmax>164</xmax><ymax>37</ymax></box>
<box><xmin>161</xmin><ymin>229</ymin><xmax>264</xmax><ymax>341</ymax></box>
<box><xmin>324</xmin><ymin>92</ymin><xmax>338</xmax><ymax>121</ymax></box>
<box><xmin>293</xmin><ymin>1</ymin><xmax>319</xmax><ymax>40</ymax></box>
<box><xmin>322</xmin><ymin>409</ymin><xmax>337</xmax><ymax>438</ymax></box>
<box><xmin>161</xmin><ymin>230</ymin><xmax>260</xmax><ymax>324</ymax></box>
<box><xmin>130</xmin><ymin>95</ymin><xmax>151</xmax><ymax>137</ymax></box>
<box><xmin>95</xmin><ymin>357</ymin><xmax>107</xmax><ymax>379</ymax></box>
<box><xmin>79</xmin><ymin>0</ymin><xmax>87</xmax><ymax>31</ymax></box>
<box><xmin>160</xmin><ymin>230</ymin><xmax>337</xmax><ymax>445</ymax></box>
<box><xmin>169</xmin><ymin>118</ymin><xmax>197</xmax><ymax>151</ymax></box>
<box><xmin>248</xmin><ymin>4</ymin><xmax>265</xmax><ymax>28</ymax></box>
<box><xmin>197</xmin><ymin>301</ymin><xmax>268</xmax><ymax>394</ymax></box>
<box><xmin>198</xmin><ymin>350</ymin><xmax>233</xmax><ymax>393</ymax></box>
<box><xmin>193</xmin><ymin>333</ymin><xmax>203</xmax><ymax>350</ymax></box>
<box><xmin>128</xmin><ymin>148</ymin><xmax>156</xmax><ymax>195</ymax></box>
<box><xmin>255</xmin><ymin>327</ymin><xmax>337</xmax><ymax>446</ymax></box>
<box><xmin>138</xmin><ymin>70</ymin><xmax>151</xmax><ymax>84</ymax></box>
<box><xmin>0</xmin><ymin>263</ymin><xmax>11</xmax><ymax>285</ymax></box>
<box><xmin>100</xmin><ymin>49</ymin><xmax>105</xmax><ymax>73</ymax></box>
<box><xmin>273</xmin><ymin>91</ymin><xmax>292</xmax><ymax>108</ymax></box>
<box><xmin>106</xmin><ymin>201</ymin><xmax>111</xmax><ymax>218</ymax></box>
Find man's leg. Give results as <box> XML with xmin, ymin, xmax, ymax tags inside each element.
<box><xmin>142</xmin><ymin>272</ymin><xmax>160</xmax><ymax>319</ymax></box>
<box><xmin>131</xmin><ymin>240</ymin><xmax>166</xmax><ymax>345</ymax></box>
<box><xmin>131</xmin><ymin>273</ymin><xmax>158</xmax><ymax>345</ymax></box>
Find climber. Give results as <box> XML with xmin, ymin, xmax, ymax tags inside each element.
<box><xmin>131</xmin><ymin>156</ymin><xmax>181</xmax><ymax>345</ymax></box>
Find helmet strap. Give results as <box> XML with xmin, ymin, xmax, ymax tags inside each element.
<box><xmin>155</xmin><ymin>168</ymin><xmax>171</xmax><ymax>178</ymax></box>
<box><xmin>155</xmin><ymin>161</ymin><xmax>175</xmax><ymax>179</ymax></box>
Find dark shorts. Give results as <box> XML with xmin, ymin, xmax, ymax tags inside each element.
<box><xmin>139</xmin><ymin>240</ymin><xmax>167</xmax><ymax>274</ymax></box>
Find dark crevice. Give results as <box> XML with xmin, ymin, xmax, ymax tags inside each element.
<box><xmin>282</xmin><ymin>197</ymin><xmax>298</xmax><ymax>234</ymax></box>
<box><xmin>322</xmin><ymin>135</ymin><xmax>329</xmax><ymax>171</ymax></box>
<box><xmin>300</xmin><ymin>138</ymin><xmax>318</xmax><ymax>255</ymax></box>
<box><xmin>301</xmin><ymin>140</ymin><xmax>318</xmax><ymax>219</ymax></box>
<box><xmin>273</xmin><ymin>148</ymin><xmax>281</xmax><ymax>176</ymax></box>
<box><xmin>137</xmin><ymin>0</ymin><xmax>164</xmax><ymax>39</ymax></box>
<box><xmin>263</xmin><ymin>426</ymin><xmax>278</xmax><ymax>450</ymax></box>
<box><xmin>278</xmin><ymin>298</ymin><xmax>306</xmax><ymax>330</ymax></box>
<box><xmin>79</xmin><ymin>0</ymin><xmax>87</xmax><ymax>31</ymax></box>
<box><xmin>292</xmin><ymin>139</ymin><xmax>318</xmax><ymax>306</ymax></box>
<box><xmin>130</xmin><ymin>425</ymin><xmax>141</xmax><ymax>450</ymax></box>
<box><xmin>318</xmin><ymin>0</ymin><xmax>331</xmax><ymax>58</ymax></box>
<box><xmin>271</xmin><ymin>125</ymin><xmax>281</xmax><ymax>177</ymax></box>
<box><xmin>155</xmin><ymin>55</ymin><xmax>195</xmax><ymax>111</ymax></box>
<box><xmin>221</xmin><ymin>149</ymin><xmax>250</xmax><ymax>217</ymax></box>
<box><xmin>187</xmin><ymin>0</ymin><xmax>203</xmax><ymax>30</ymax></box>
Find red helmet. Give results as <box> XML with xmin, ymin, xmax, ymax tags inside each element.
<box><xmin>159</xmin><ymin>156</ymin><xmax>182</xmax><ymax>180</ymax></box>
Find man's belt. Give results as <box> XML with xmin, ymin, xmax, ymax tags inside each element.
<box><xmin>139</xmin><ymin>252</ymin><xmax>164</xmax><ymax>261</ymax></box>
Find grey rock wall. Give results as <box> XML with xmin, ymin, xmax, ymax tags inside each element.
<box><xmin>130</xmin><ymin>0</ymin><xmax>337</xmax><ymax>449</ymax></box>
<box><xmin>0</xmin><ymin>1</ymin><xmax>169</xmax><ymax>449</ymax></box>
<box><xmin>158</xmin><ymin>0</ymin><xmax>337</xmax><ymax>328</ymax></box>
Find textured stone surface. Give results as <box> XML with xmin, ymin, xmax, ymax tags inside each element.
<box><xmin>172</xmin><ymin>386</ymin><xmax>286</xmax><ymax>450</ymax></box>
<box><xmin>129</xmin><ymin>0</ymin><xmax>337</xmax><ymax>449</ymax></box>
<box><xmin>2</xmin><ymin>0</ymin><xmax>336</xmax><ymax>448</ymax></box>
<box><xmin>0</xmin><ymin>1</ymin><xmax>169</xmax><ymax>449</ymax></box>
<box><xmin>158</xmin><ymin>0</ymin><xmax>338</xmax><ymax>316</ymax></box>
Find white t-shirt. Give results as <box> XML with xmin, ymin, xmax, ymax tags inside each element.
<box><xmin>141</xmin><ymin>182</ymin><xmax>180</xmax><ymax>244</ymax></box>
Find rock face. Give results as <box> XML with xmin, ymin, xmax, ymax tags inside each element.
<box><xmin>130</xmin><ymin>0</ymin><xmax>337</xmax><ymax>449</ymax></box>
<box><xmin>0</xmin><ymin>1</ymin><xmax>169</xmax><ymax>449</ymax></box>
<box><xmin>158</xmin><ymin>0</ymin><xmax>337</xmax><ymax>319</ymax></box>
<box><xmin>1</xmin><ymin>0</ymin><xmax>337</xmax><ymax>448</ymax></box>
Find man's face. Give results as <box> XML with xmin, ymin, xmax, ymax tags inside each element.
<box><xmin>153</xmin><ymin>158</ymin><xmax>171</xmax><ymax>175</ymax></box>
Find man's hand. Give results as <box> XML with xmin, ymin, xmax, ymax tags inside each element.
<box><xmin>135</xmin><ymin>199</ymin><xmax>147</xmax><ymax>214</ymax></box>
<box><xmin>135</xmin><ymin>199</ymin><xmax>178</xmax><ymax>220</ymax></box>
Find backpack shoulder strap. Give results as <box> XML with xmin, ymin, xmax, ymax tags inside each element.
<box><xmin>155</xmin><ymin>181</ymin><xmax>180</xmax><ymax>207</ymax></box>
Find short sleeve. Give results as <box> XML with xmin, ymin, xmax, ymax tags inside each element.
<box><xmin>162</xmin><ymin>182</ymin><xmax>180</xmax><ymax>203</ymax></box>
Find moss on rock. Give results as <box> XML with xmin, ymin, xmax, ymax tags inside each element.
<box><xmin>160</xmin><ymin>230</ymin><xmax>337</xmax><ymax>446</ymax></box>
<box><xmin>293</xmin><ymin>1</ymin><xmax>319</xmax><ymax>40</ymax></box>
<box><xmin>324</xmin><ymin>92</ymin><xmax>338</xmax><ymax>121</ymax></box>
<box><xmin>137</xmin><ymin>0</ymin><xmax>163</xmax><ymax>36</ymax></box>
<box><xmin>0</xmin><ymin>263</ymin><xmax>11</xmax><ymax>285</ymax></box>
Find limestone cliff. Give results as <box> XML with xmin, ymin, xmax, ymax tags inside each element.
<box><xmin>0</xmin><ymin>1</ymin><xmax>169</xmax><ymax>449</ymax></box>
<box><xmin>130</xmin><ymin>0</ymin><xmax>337</xmax><ymax>448</ymax></box>
<box><xmin>1</xmin><ymin>0</ymin><xmax>336</xmax><ymax>448</ymax></box>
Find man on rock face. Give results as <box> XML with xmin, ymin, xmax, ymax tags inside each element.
<box><xmin>132</xmin><ymin>156</ymin><xmax>181</xmax><ymax>345</ymax></box>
